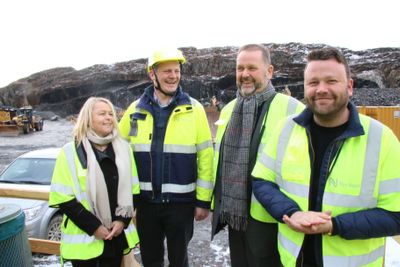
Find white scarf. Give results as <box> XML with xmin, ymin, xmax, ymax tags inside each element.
<box><xmin>82</xmin><ymin>129</ymin><xmax>133</xmax><ymax>229</ymax></box>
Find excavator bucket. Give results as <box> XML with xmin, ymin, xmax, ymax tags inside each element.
<box><xmin>0</xmin><ymin>107</ymin><xmax>22</xmax><ymax>136</ymax></box>
<box><xmin>0</xmin><ymin>125</ymin><xmax>21</xmax><ymax>136</ymax></box>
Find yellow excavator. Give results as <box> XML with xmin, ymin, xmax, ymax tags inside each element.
<box><xmin>0</xmin><ymin>106</ymin><xmax>44</xmax><ymax>136</ymax></box>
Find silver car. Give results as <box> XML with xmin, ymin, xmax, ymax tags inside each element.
<box><xmin>0</xmin><ymin>147</ymin><xmax>62</xmax><ymax>241</ymax></box>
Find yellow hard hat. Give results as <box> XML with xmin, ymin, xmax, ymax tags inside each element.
<box><xmin>147</xmin><ymin>48</ymin><xmax>186</xmax><ymax>72</ymax></box>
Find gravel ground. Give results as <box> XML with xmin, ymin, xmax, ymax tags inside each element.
<box><xmin>351</xmin><ymin>88</ymin><xmax>400</xmax><ymax>106</ymax></box>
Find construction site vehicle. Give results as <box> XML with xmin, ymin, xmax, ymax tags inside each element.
<box><xmin>0</xmin><ymin>106</ymin><xmax>44</xmax><ymax>137</ymax></box>
<box><xmin>0</xmin><ymin>106</ymin><xmax>20</xmax><ymax>136</ymax></box>
<box><xmin>19</xmin><ymin>106</ymin><xmax>44</xmax><ymax>133</ymax></box>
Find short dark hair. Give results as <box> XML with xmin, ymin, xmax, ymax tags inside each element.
<box><xmin>306</xmin><ymin>48</ymin><xmax>351</xmax><ymax>79</ymax></box>
<box><xmin>238</xmin><ymin>44</ymin><xmax>271</xmax><ymax>65</ymax></box>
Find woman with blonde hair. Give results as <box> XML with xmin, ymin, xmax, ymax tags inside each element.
<box><xmin>49</xmin><ymin>97</ymin><xmax>139</xmax><ymax>267</ymax></box>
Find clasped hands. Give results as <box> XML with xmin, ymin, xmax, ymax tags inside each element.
<box><xmin>94</xmin><ymin>220</ymin><xmax>125</xmax><ymax>240</ymax></box>
<box><xmin>283</xmin><ymin>211</ymin><xmax>332</xmax><ymax>235</ymax></box>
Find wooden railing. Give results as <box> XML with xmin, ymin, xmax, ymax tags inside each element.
<box><xmin>0</xmin><ymin>185</ymin><xmax>141</xmax><ymax>267</ymax></box>
<box><xmin>0</xmin><ymin>185</ymin><xmax>60</xmax><ymax>255</ymax></box>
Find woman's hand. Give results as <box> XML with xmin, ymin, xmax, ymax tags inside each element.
<box><xmin>105</xmin><ymin>220</ymin><xmax>125</xmax><ymax>240</ymax></box>
<box><xmin>94</xmin><ymin>225</ymin><xmax>111</xmax><ymax>240</ymax></box>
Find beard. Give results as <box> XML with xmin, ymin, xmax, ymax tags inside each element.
<box><xmin>306</xmin><ymin>95</ymin><xmax>349</xmax><ymax>122</ymax></box>
<box><xmin>237</xmin><ymin>78</ymin><xmax>263</xmax><ymax>97</ymax></box>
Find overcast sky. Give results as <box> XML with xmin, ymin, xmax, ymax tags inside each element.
<box><xmin>0</xmin><ymin>0</ymin><xmax>399</xmax><ymax>87</ymax></box>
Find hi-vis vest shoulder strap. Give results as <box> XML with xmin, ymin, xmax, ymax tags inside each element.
<box><xmin>63</xmin><ymin>142</ymin><xmax>92</xmax><ymax>210</ymax></box>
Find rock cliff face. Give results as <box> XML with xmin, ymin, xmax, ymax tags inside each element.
<box><xmin>1</xmin><ymin>43</ymin><xmax>399</xmax><ymax>116</ymax></box>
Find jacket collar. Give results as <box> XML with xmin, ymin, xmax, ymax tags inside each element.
<box><xmin>137</xmin><ymin>85</ymin><xmax>191</xmax><ymax>111</ymax></box>
<box><xmin>294</xmin><ymin>101</ymin><xmax>365</xmax><ymax>139</ymax></box>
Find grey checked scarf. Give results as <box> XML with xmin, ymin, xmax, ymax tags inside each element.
<box><xmin>220</xmin><ymin>82</ymin><xmax>276</xmax><ymax>231</ymax></box>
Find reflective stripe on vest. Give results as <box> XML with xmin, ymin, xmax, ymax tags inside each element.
<box><xmin>140</xmin><ymin>182</ymin><xmax>153</xmax><ymax>191</ymax></box>
<box><xmin>251</xmin><ymin>193</ymin><xmax>259</xmax><ymax>203</ymax></box>
<box><xmin>133</xmin><ymin>143</ymin><xmax>211</xmax><ymax>154</ymax></box>
<box><xmin>50</xmin><ymin>183</ymin><xmax>87</xmax><ymax>202</ymax></box>
<box><xmin>50</xmin><ymin>183</ymin><xmax>74</xmax><ymax>195</ymax></box>
<box><xmin>197</xmin><ymin>178</ymin><xmax>213</xmax><ymax>190</ymax></box>
<box><xmin>279</xmin><ymin>232</ymin><xmax>301</xmax><ymax>262</ymax></box>
<box><xmin>279</xmin><ymin>232</ymin><xmax>384</xmax><ymax>267</ymax></box>
<box><xmin>162</xmin><ymin>183</ymin><xmax>196</xmax><ymax>193</ymax></box>
<box><xmin>258</xmin><ymin>152</ymin><xmax>275</xmax><ymax>170</ymax></box>
<box><xmin>286</xmin><ymin>97</ymin><xmax>300</xmax><ymax>116</ymax></box>
<box><xmin>62</xmin><ymin>233</ymin><xmax>97</xmax><ymax>244</ymax></box>
<box><xmin>214</xmin><ymin>142</ymin><xmax>221</xmax><ymax>153</ymax></box>
<box><xmin>380</xmin><ymin>178</ymin><xmax>400</xmax><ymax>194</ymax></box>
<box><xmin>197</xmin><ymin>140</ymin><xmax>213</xmax><ymax>151</ymax></box>
<box><xmin>139</xmin><ymin>181</ymin><xmax>196</xmax><ymax>193</ymax></box>
<box><xmin>132</xmin><ymin>143</ymin><xmax>151</xmax><ymax>152</ymax></box>
<box><xmin>164</xmin><ymin>144</ymin><xmax>196</xmax><ymax>154</ymax></box>
<box><xmin>131</xmin><ymin>175</ymin><xmax>139</xmax><ymax>186</ymax></box>
<box><xmin>64</xmin><ymin>143</ymin><xmax>92</xmax><ymax>211</ymax></box>
<box><xmin>124</xmin><ymin>221</ymin><xmax>137</xmax><ymax>235</ymax></box>
<box><xmin>323</xmin><ymin>245</ymin><xmax>385</xmax><ymax>267</ymax></box>
<box><xmin>274</xmin><ymin>117</ymin><xmax>383</xmax><ymax>208</ymax></box>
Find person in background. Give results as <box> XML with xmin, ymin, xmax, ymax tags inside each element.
<box><xmin>119</xmin><ymin>48</ymin><xmax>214</xmax><ymax>267</ymax></box>
<box><xmin>211</xmin><ymin>44</ymin><xmax>304</xmax><ymax>267</ymax></box>
<box><xmin>211</xmin><ymin>95</ymin><xmax>225</xmax><ymax>111</ymax></box>
<box><xmin>252</xmin><ymin>47</ymin><xmax>400</xmax><ymax>267</ymax></box>
<box><xmin>49</xmin><ymin>97</ymin><xmax>139</xmax><ymax>267</ymax></box>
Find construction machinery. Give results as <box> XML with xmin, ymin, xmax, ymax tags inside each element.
<box><xmin>0</xmin><ymin>106</ymin><xmax>44</xmax><ymax>137</ymax></box>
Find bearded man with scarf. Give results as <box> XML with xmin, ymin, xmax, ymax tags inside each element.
<box><xmin>49</xmin><ymin>97</ymin><xmax>139</xmax><ymax>267</ymax></box>
<box><xmin>211</xmin><ymin>44</ymin><xmax>304</xmax><ymax>267</ymax></box>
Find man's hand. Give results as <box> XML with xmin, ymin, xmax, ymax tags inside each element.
<box><xmin>105</xmin><ymin>220</ymin><xmax>125</xmax><ymax>240</ymax></box>
<box><xmin>194</xmin><ymin>207</ymin><xmax>209</xmax><ymax>221</ymax></box>
<box><xmin>283</xmin><ymin>211</ymin><xmax>332</xmax><ymax>234</ymax></box>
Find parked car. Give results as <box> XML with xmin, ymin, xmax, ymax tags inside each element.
<box><xmin>0</xmin><ymin>147</ymin><xmax>62</xmax><ymax>241</ymax></box>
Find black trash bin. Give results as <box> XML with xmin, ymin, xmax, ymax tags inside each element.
<box><xmin>0</xmin><ymin>204</ymin><xmax>33</xmax><ymax>267</ymax></box>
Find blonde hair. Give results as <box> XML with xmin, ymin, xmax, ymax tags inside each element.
<box><xmin>73</xmin><ymin>97</ymin><xmax>119</xmax><ymax>145</ymax></box>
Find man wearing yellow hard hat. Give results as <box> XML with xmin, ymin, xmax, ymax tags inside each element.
<box><xmin>119</xmin><ymin>48</ymin><xmax>214</xmax><ymax>266</ymax></box>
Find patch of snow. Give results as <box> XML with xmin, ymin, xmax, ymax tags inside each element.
<box><xmin>385</xmin><ymin>237</ymin><xmax>400</xmax><ymax>267</ymax></box>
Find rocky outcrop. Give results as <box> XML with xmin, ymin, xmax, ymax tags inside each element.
<box><xmin>0</xmin><ymin>43</ymin><xmax>399</xmax><ymax>117</ymax></box>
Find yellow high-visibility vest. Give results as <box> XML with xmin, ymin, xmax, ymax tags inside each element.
<box><xmin>252</xmin><ymin>113</ymin><xmax>400</xmax><ymax>267</ymax></box>
<box><xmin>212</xmin><ymin>93</ymin><xmax>304</xmax><ymax>223</ymax></box>
<box><xmin>49</xmin><ymin>142</ymin><xmax>140</xmax><ymax>260</ymax></box>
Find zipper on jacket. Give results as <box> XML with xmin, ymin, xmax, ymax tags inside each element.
<box><xmin>161</xmin><ymin>110</ymin><xmax>178</xmax><ymax>203</ymax></box>
<box><xmin>149</xmin><ymin>128</ymin><xmax>154</xmax><ymax>200</ymax></box>
<box><xmin>305</xmin><ymin>128</ymin><xmax>315</xmax><ymax>209</ymax></box>
<box><xmin>149</xmin><ymin>149</ymin><xmax>154</xmax><ymax>200</ymax></box>
<box><xmin>326</xmin><ymin>140</ymin><xmax>344</xmax><ymax>180</ymax></box>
